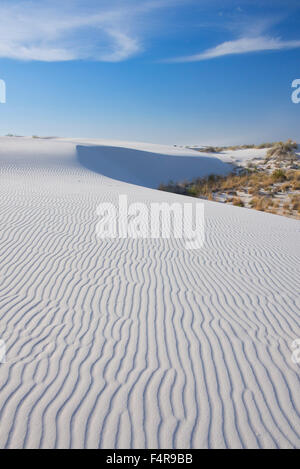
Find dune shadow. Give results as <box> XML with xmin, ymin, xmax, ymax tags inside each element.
<box><xmin>76</xmin><ymin>145</ymin><xmax>234</xmax><ymax>189</ymax></box>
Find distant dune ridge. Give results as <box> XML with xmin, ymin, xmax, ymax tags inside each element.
<box><xmin>0</xmin><ymin>136</ymin><xmax>299</xmax><ymax>449</ymax></box>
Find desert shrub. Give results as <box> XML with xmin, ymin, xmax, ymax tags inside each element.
<box><xmin>158</xmin><ymin>166</ymin><xmax>299</xmax><ymax>219</ymax></box>
<box><xmin>207</xmin><ymin>174</ymin><xmax>217</xmax><ymax>183</ymax></box>
<box><xmin>232</xmin><ymin>197</ymin><xmax>244</xmax><ymax>207</ymax></box>
<box><xmin>280</xmin><ymin>182</ymin><xmax>291</xmax><ymax>192</ymax></box>
<box><xmin>266</xmin><ymin>140</ymin><xmax>297</xmax><ymax>163</ymax></box>
<box><xmin>187</xmin><ymin>185</ymin><xmax>198</xmax><ymax>197</ymax></box>
<box><xmin>197</xmin><ymin>146</ymin><xmax>218</xmax><ymax>153</ymax></box>
<box><xmin>248</xmin><ymin>186</ymin><xmax>259</xmax><ymax>195</ymax></box>
<box><xmin>271</xmin><ymin>169</ymin><xmax>286</xmax><ymax>182</ymax></box>
<box><xmin>194</xmin><ymin>140</ymin><xmax>297</xmax><ymax>155</ymax></box>
<box><xmin>286</xmin><ymin>139</ymin><xmax>298</xmax><ymax>149</ymax></box>
<box><xmin>249</xmin><ymin>197</ymin><xmax>259</xmax><ymax>207</ymax></box>
<box><xmin>250</xmin><ymin>196</ymin><xmax>271</xmax><ymax>212</ymax></box>
<box><xmin>292</xmin><ymin>181</ymin><xmax>300</xmax><ymax>190</ymax></box>
<box><xmin>256</xmin><ymin>142</ymin><xmax>273</xmax><ymax>149</ymax></box>
<box><xmin>290</xmin><ymin>194</ymin><xmax>300</xmax><ymax>211</ymax></box>
<box><xmin>287</xmin><ymin>170</ymin><xmax>300</xmax><ymax>184</ymax></box>
<box><xmin>159</xmin><ymin>181</ymin><xmax>186</xmax><ymax>195</ymax></box>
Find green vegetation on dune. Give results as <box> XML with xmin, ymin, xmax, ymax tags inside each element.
<box><xmin>194</xmin><ymin>139</ymin><xmax>298</xmax><ymax>155</ymax></box>
<box><xmin>159</xmin><ymin>169</ymin><xmax>300</xmax><ymax>218</ymax></box>
<box><xmin>161</xmin><ymin>140</ymin><xmax>300</xmax><ymax>219</ymax></box>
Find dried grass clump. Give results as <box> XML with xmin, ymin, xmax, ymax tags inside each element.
<box><xmin>250</xmin><ymin>196</ymin><xmax>272</xmax><ymax>212</ymax></box>
<box><xmin>280</xmin><ymin>182</ymin><xmax>291</xmax><ymax>192</ymax></box>
<box><xmin>290</xmin><ymin>194</ymin><xmax>300</xmax><ymax>211</ymax></box>
<box><xmin>232</xmin><ymin>197</ymin><xmax>244</xmax><ymax>207</ymax></box>
<box><xmin>271</xmin><ymin>169</ymin><xmax>286</xmax><ymax>182</ymax></box>
<box><xmin>256</xmin><ymin>142</ymin><xmax>273</xmax><ymax>149</ymax></box>
<box><xmin>194</xmin><ymin>139</ymin><xmax>298</xmax><ymax>156</ymax></box>
<box><xmin>283</xmin><ymin>201</ymin><xmax>292</xmax><ymax>214</ymax></box>
<box><xmin>266</xmin><ymin>140</ymin><xmax>297</xmax><ymax>163</ymax></box>
<box><xmin>158</xmin><ymin>181</ymin><xmax>186</xmax><ymax>195</ymax></box>
<box><xmin>292</xmin><ymin>181</ymin><xmax>300</xmax><ymax>190</ymax></box>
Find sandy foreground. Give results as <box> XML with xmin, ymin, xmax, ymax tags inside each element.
<box><xmin>0</xmin><ymin>137</ymin><xmax>299</xmax><ymax>449</ymax></box>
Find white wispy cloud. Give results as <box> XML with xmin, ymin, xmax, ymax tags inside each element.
<box><xmin>167</xmin><ymin>33</ymin><xmax>300</xmax><ymax>62</ymax></box>
<box><xmin>1</xmin><ymin>1</ymin><xmax>299</xmax><ymax>63</ymax></box>
<box><xmin>0</xmin><ymin>0</ymin><xmax>171</xmax><ymax>62</ymax></box>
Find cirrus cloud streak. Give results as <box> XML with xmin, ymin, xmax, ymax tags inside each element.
<box><xmin>167</xmin><ymin>36</ymin><xmax>300</xmax><ymax>62</ymax></box>
<box><xmin>0</xmin><ymin>0</ymin><xmax>172</xmax><ymax>62</ymax></box>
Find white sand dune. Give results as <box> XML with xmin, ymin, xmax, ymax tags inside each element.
<box><xmin>0</xmin><ymin>136</ymin><xmax>299</xmax><ymax>449</ymax></box>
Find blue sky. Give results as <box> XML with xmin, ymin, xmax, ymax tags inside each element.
<box><xmin>0</xmin><ymin>0</ymin><xmax>300</xmax><ymax>145</ymax></box>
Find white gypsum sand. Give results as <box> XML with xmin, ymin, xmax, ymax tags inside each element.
<box><xmin>0</xmin><ymin>136</ymin><xmax>299</xmax><ymax>449</ymax></box>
